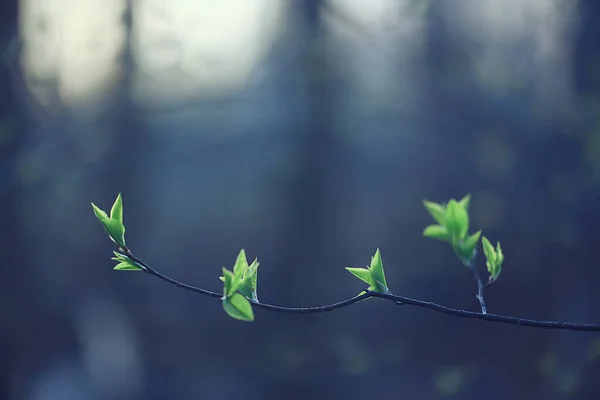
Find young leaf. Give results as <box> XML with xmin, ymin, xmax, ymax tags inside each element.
<box><xmin>369</xmin><ymin>249</ymin><xmax>389</xmax><ymax>292</ymax></box>
<box><xmin>482</xmin><ymin>237</ymin><xmax>503</xmax><ymax>283</ymax></box>
<box><xmin>489</xmin><ymin>264</ymin><xmax>501</xmax><ymax>281</ymax></box>
<box><xmin>236</xmin><ymin>278</ymin><xmax>253</xmax><ymax>301</ymax></box>
<box><xmin>110</xmin><ymin>193</ymin><xmax>123</xmax><ymax>223</ymax></box>
<box><xmin>423</xmin><ymin>200</ymin><xmax>446</xmax><ymax>225</ymax></box>
<box><xmin>236</xmin><ymin>268</ymin><xmax>258</xmax><ymax>301</ymax></box>
<box><xmin>106</xmin><ymin>219</ymin><xmax>126</xmax><ymax>248</ymax></box>
<box><xmin>444</xmin><ymin>200</ymin><xmax>469</xmax><ymax>243</ymax></box>
<box><xmin>464</xmin><ymin>230</ymin><xmax>482</xmax><ymax>250</ymax></box>
<box><xmin>346</xmin><ymin>249</ymin><xmax>390</xmax><ymax>294</ymax></box>
<box><xmin>247</xmin><ymin>258</ymin><xmax>259</xmax><ymax>285</ymax></box>
<box><xmin>222</xmin><ymin>267</ymin><xmax>241</xmax><ymax>297</ymax></box>
<box><xmin>458</xmin><ymin>193</ymin><xmax>471</xmax><ymax>210</ymax></box>
<box><xmin>246</xmin><ymin>258</ymin><xmax>260</xmax><ymax>301</ymax></box>
<box><xmin>91</xmin><ymin>195</ymin><xmax>126</xmax><ymax>248</ymax></box>
<box><xmin>423</xmin><ymin>224</ymin><xmax>449</xmax><ymax>241</ymax></box>
<box><xmin>496</xmin><ymin>242</ymin><xmax>504</xmax><ymax>266</ymax></box>
<box><xmin>110</xmin><ymin>251</ymin><xmax>142</xmax><ymax>271</ymax></box>
<box><xmin>345</xmin><ymin>267</ymin><xmax>374</xmax><ymax>287</ymax></box>
<box><xmin>222</xmin><ymin>293</ymin><xmax>254</xmax><ymax>321</ymax></box>
<box><xmin>453</xmin><ymin>230</ymin><xmax>481</xmax><ymax>263</ymax></box>
<box><xmin>114</xmin><ymin>261</ymin><xmax>142</xmax><ymax>271</ymax></box>
<box><xmin>233</xmin><ymin>249</ymin><xmax>249</xmax><ymax>279</ymax></box>
<box><xmin>491</xmin><ymin>242</ymin><xmax>504</xmax><ymax>281</ymax></box>
<box><xmin>219</xmin><ymin>253</ymin><xmax>260</xmax><ymax>301</ymax></box>
<box><xmin>111</xmin><ymin>251</ymin><xmax>129</xmax><ymax>262</ymax></box>
<box><xmin>481</xmin><ymin>237</ymin><xmax>495</xmax><ymax>261</ymax></box>
<box><xmin>91</xmin><ymin>203</ymin><xmax>109</xmax><ymax>222</ymax></box>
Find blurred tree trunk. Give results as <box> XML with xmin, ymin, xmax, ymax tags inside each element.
<box><xmin>276</xmin><ymin>0</ymin><xmax>338</xmax><ymax>303</ymax></box>
<box><xmin>0</xmin><ymin>0</ymin><xmax>21</xmax><ymax>398</ymax></box>
<box><xmin>573</xmin><ymin>0</ymin><xmax>600</xmax><ymax>94</ymax></box>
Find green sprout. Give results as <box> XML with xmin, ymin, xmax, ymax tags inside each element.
<box><xmin>218</xmin><ymin>250</ymin><xmax>259</xmax><ymax>322</ymax></box>
<box><xmin>111</xmin><ymin>251</ymin><xmax>142</xmax><ymax>271</ymax></box>
<box><xmin>482</xmin><ymin>237</ymin><xmax>503</xmax><ymax>284</ymax></box>
<box><xmin>219</xmin><ymin>249</ymin><xmax>260</xmax><ymax>302</ymax></box>
<box><xmin>423</xmin><ymin>194</ymin><xmax>481</xmax><ymax>265</ymax></box>
<box><xmin>346</xmin><ymin>248</ymin><xmax>390</xmax><ymax>295</ymax></box>
<box><xmin>91</xmin><ymin>193</ymin><xmax>126</xmax><ymax>248</ymax></box>
<box><xmin>221</xmin><ymin>265</ymin><xmax>255</xmax><ymax>322</ymax></box>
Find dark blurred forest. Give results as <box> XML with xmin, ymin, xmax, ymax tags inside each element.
<box><xmin>2</xmin><ymin>0</ymin><xmax>600</xmax><ymax>399</ymax></box>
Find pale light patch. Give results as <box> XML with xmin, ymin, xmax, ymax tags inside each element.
<box><xmin>131</xmin><ymin>0</ymin><xmax>288</xmax><ymax>105</ymax></box>
<box><xmin>19</xmin><ymin>0</ymin><xmax>126</xmax><ymax>109</ymax></box>
<box><xmin>445</xmin><ymin>0</ymin><xmax>578</xmax><ymax>111</ymax></box>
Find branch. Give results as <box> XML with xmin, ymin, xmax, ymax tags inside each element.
<box><xmin>467</xmin><ymin>261</ymin><xmax>487</xmax><ymax>314</ymax></box>
<box><xmin>124</xmin><ymin>248</ymin><xmax>600</xmax><ymax>332</ymax></box>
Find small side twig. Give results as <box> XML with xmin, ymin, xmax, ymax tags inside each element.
<box><xmin>466</xmin><ymin>261</ymin><xmax>487</xmax><ymax>314</ymax></box>
<box><xmin>120</xmin><ymin>247</ymin><xmax>600</xmax><ymax>332</ymax></box>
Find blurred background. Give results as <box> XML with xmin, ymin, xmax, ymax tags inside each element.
<box><xmin>1</xmin><ymin>0</ymin><xmax>600</xmax><ymax>399</ymax></box>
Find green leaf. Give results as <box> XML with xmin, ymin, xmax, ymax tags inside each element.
<box><xmin>106</xmin><ymin>219</ymin><xmax>126</xmax><ymax>248</ymax></box>
<box><xmin>496</xmin><ymin>242</ymin><xmax>504</xmax><ymax>266</ymax></box>
<box><xmin>444</xmin><ymin>200</ymin><xmax>469</xmax><ymax>243</ymax></box>
<box><xmin>114</xmin><ymin>261</ymin><xmax>142</xmax><ymax>271</ymax></box>
<box><xmin>369</xmin><ymin>249</ymin><xmax>388</xmax><ymax>292</ymax></box>
<box><xmin>464</xmin><ymin>230</ymin><xmax>481</xmax><ymax>250</ymax></box>
<box><xmin>490</xmin><ymin>264</ymin><xmax>501</xmax><ymax>281</ymax></box>
<box><xmin>453</xmin><ymin>230</ymin><xmax>482</xmax><ymax>263</ymax></box>
<box><xmin>110</xmin><ymin>251</ymin><xmax>142</xmax><ymax>271</ymax></box>
<box><xmin>491</xmin><ymin>241</ymin><xmax>504</xmax><ymax>280</ymax></box>
<box><xmin>346</xmin><ymin>249</ymin><xmax>390</xmax><ymax>294</ymax></box>
<box><xmin>345</xmin><ymin>267</ymin><xmax>374</xmax><ymax>287</ymax></box>
<box><xmin>219</xmin><ymin>253</ymin><xmax>260</xmax><ymax>301</ymax></box>
<box><xmin>423</xmin><ymin>200</ymin><xmax>446</xmax><ymax>225</ymax></box>
<box><xmin>233</xmin><ymin>249</ymin><xmax>248</xmax><ymax>279</ymax></box>
<box><xmin>222</xmin><ymin>267</ymin><xmax>241</xmax><ymax>297</ymax></box>
<box><xmin>237</xmin><ymin>262</ymin><xmax>259</xmax><ymax>301</ymax></box>
<box><xmin>111</xmin><ymin>251</ymin><xmax>129</xmax><ymax>262</ymax></box>
<box><xmin>486</xmin><ymin>259</ymin><xmax>499</xmax><ymax>280</ymax></box>
<box><xmin>482</xmin><ymin>237</ymin><xmax>503</xmax><ymax>282</ymax></box>
<box><xmin>92</xmin><ymin>203</ymin><xmax>109</xmax><ymax>222</ymax></box>
<box><xmin>246</xmin><ymin>258</ymin><xmax>260</xmax><ymax>301</ymax></box>
<box><xmin>454</xmin><ymin>200</ymin><xmax>469</xmax><ymax>239</ymax></box>
<box><xmin>222</xmin><ymin>268</ymin><xmax>233</xmax><ymax>296</ymax></box>
<box><xmin>423</xmin><ymin>224</ymin><xmax>449</xmax><ymax>241</ymax></box>
<box><xmin>91</xmin><ymin>194</ymin><xmax>126</xmax><ymax>248</ymax></box>
<box><xmin>110</xmin><ymin>193</ymin><xmax>123</xmax><ymax>223</ymax></box>
<box><xmin>236</xmin><ymin>278</ymin><xmax>253</xmax><ymax>300</ymax></box>
<box><xmin>222</xmin><ymin>293</ymin><xmax>254</xmax><ymax>321</ymax></box>
<box><xmin>247</xmin><ymin>258</ymin><xmax>259</xmax><ymax>285</ymax></box>
<box><xmin>458</xmin><ymin>194</ymin><xmax>471</xmax><ymax>211</ymax></box>
<box><xmin>481</xmin><ymin>237</ymin><xmax>495</xmax><ymax>261</ymax></box>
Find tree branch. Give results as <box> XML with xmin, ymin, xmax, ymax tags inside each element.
<box><xmin>467</xmin><ymin>261</ymin><xmax>487</xmax><ymax>314</ymax></box>
<box><xmin>123</xmin><ymin>248</ymin><xmax>600</xmax><ymax>332</ymax></box>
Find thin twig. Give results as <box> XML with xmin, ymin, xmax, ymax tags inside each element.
<box><xmin>467</xmin><ymin>261</ymin><xmax>487</xmax><ymax>314</ymax></box>
<box><xmin>121</xmin><ymin>248</ymin><xmax>600</xmax><ymax>332</ymax></box>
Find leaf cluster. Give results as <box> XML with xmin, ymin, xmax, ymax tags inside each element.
<box><xmin>219</xmin><ymin>250</ymin><xmax>260</xmax><ymax>321</ymax></box>
<box><xmin>422</xmin><ymin>194</ymin><xmax>502</xmax><ymax>283</ymax></box>
<box><xmin>482</xmin><ymin>237</ymin><xmax>503</xmax><ymax>284</ymax></box>
<box><xmin>345</xmin><ymin>249</ymin><xmax>390</xmax><ymax>294</ymax></box>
